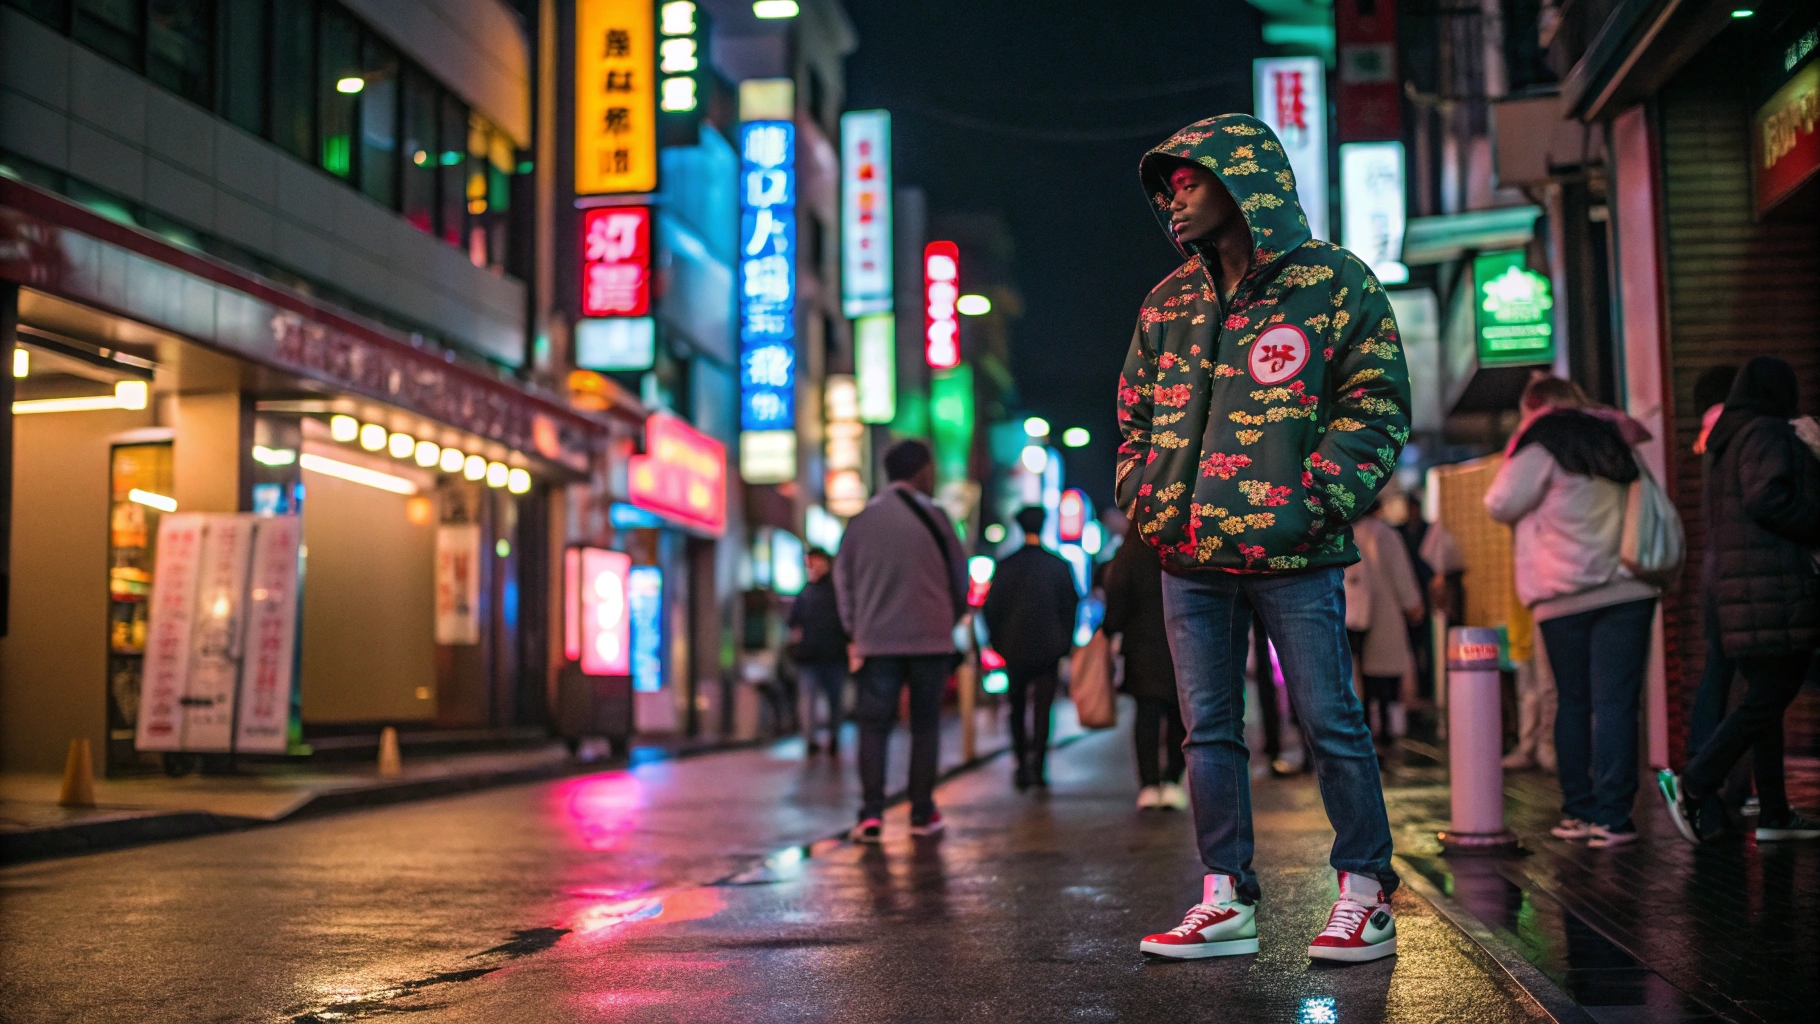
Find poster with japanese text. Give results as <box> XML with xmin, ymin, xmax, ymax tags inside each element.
<box><xmin>575</xmin><ymin>0</ymin><xmax>656</xmax><ymax>194</ymax></box>
<box><xmin>436</xmin><ymin>524</ymin><xmax>483</xmax><ymax>645</ymax></box>
<box><xmin>234</xmin><ymin>516</ymin><xmax>302</xmax><ymax>753</ymax></box>
<box><xmin>134</xmin><ymin>514</ymin><xmax>206</xmax><ymax>751</ymax></box>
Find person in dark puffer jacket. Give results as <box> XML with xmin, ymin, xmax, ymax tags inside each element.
<box><xmin>1660</xmin><ymin>357</ymin><xmax>1820</xmax><ymax>843</ymax></box>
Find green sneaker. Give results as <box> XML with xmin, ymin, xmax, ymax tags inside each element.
<box><xmin>1657</xmin><ymin>769</ymin><xmax>1703</xmax><ymax>845</ymax></box>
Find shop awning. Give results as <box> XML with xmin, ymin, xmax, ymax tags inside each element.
<box><xmin>1402</xmin><ymin>206</ymin><xmax>1542</xmax><ymax>265</ymax></box>
<box><xmin>0</xmin><ymin>177</ymin><xmax>639</xmax><ymax>474</ymax></box>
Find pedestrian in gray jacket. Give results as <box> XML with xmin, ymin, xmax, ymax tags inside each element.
<box><xmin>835</xmin><ymin>439</ymin><xmax>967</xmax><ymax>843</ymax></box>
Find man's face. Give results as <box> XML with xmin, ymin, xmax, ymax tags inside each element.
<box><xmin>805</xmin><ymin>554</ymin><xmax>831</xmax><ymax>583</ymax></box>
<box><xmin>1168</xmin><ymin>163</ymin><xmax>1241</xmax><ymax>246</ymax></box>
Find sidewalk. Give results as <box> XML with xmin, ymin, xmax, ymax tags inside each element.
<box><xmin>0</xmin><ymin>706</ymin><xmax>1027</xmax><ymax>866</ymax></box>
<box><xmin>1381</xmin><ymin>747</ymin><xmax>1820</xmax><ymax>1024</ymax></box>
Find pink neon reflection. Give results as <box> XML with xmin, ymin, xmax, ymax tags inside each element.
<box><xmin>556</xmin><ymin>772</ymin><xmax>643</xmax><ymax>850</ymax></box>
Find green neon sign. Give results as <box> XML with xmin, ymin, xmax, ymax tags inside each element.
<box><xmin>1472</xmin><ymin>250</ymin><xmax>1554</xmax><ymax>365</ymax></box>
<box><xmin>929</xmin><ymin>366</ymin><xmax>974</xmax><ymax>488</ymax></box>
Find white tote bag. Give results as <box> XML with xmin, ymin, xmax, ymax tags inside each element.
<box><xmin>1620</xmin><ymin>461</ymin><xmax>1685</xmax><ymax>587</ymax></box>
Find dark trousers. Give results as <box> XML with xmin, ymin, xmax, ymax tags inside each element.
<box><xmin>1133</xmin><ymin>695</ymin><xmax>1186</xmax><ymax>787</ymax></box>
<box><xmin>1007</xmin><ymin>663</ymin><xmax>1058</xmax><ymax>779</ymax></box>
<box><xmin>855</xmin><ymin>654</ymin><xmax>948</xmax><ymax>822</ymax></box>
<box><xmin>1538</xmin><ymin>598</ymin><xmax>1657</xmax><ymax>829</ymax></box>
<box><xmin>1687</xmin><ymin>601</ymin><xmax>1788</xmax><ymax>821</ymax></box>
<box><xmin>1683</xmin><ymin>649</ymin><xmax>1816</xmax><ymax>806</ymax></box>
<box><xmin>1252</xmin><ymin>615</ymin><xmax>1283</xmax><ymax>759</ymax></box>
<box><xmin>798</xmin><ymin>660</ymin><xmax>847</xmax><ymax>747</ymax></box>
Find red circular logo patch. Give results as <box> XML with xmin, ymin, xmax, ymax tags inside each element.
<box><xmin>1248</xmin><ymin>325</ymin><xmax>1310</xmax><ymax>384</ymax></box>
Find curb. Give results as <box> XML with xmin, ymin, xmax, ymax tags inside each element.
<box><xmin>0</xmin><ymin>734</ymin><xmax>795</xmax><ymax>867</ymax></box>
<box><xmin>1393</xmin><ymin>855</ymin><xmax>1597</xmax><ymax>1024</ymax></box>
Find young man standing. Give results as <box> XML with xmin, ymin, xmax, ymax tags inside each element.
<box><xmin>835</xmin><ymin>440</ymin><xmax>968</xmax><ymax>842</ymax></box>
<box><xmin>981</xmin><ymin>506</ymin><xmax>1080</xmax><ymax>790</ymax></box>
<box><xmin>1117</xmin><ymin>115</ymin><xmax>1411</xmax><ymax>963</ymax></box>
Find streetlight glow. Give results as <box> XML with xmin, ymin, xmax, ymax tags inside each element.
<box><xmin>1061</xmin><ymin>427</ymin><xmax>1090</xmax><ymax>448</ymax></box>
<box><xmin>752</xmin><ymin>0</ymin><xmax>798</xmax><ymax>17</ymax></box>
<box><xmin>1020</xmin><ymin>445</ymin><xmax>1048</xmax><ymax>474</ymax></box>
<box><xmin>1023</xmin><ymin>416</ymin><xmax>1050</xmax><ymax>438</ymax></box>
<box><xmin>956</xmin><ymin>294</ymin><xmax>992</xmax><ymax>316</ymax></box>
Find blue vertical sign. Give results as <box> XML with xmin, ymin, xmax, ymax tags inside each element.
<box><xmin>628</xmin><ymin>566</ymin><xmax>663</xmax><ymax>693</ymax></box>
<box><xmin>738</xmin><ymin>121</ymin><xmax>797</xmax><ymax>431</ymax></box>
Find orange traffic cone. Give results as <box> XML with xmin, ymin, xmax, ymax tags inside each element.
<box><xmin>58</xmin><ymin>739</ymin><xmax>96</xmax><ymax>807</ymax></box>
<box><xmin>376</xmin><ymin>726</ymin><xmax>402</xmax><ymax>777</ymax></box>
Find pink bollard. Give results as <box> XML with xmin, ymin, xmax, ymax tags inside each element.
<box><xmin>1439</xmin><ymin>626</ymin><xmax>1519</xmax><ymax>852</ymax></box>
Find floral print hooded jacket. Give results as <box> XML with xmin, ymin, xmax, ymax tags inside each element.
<box><xmin>1116</xmin><ymin>114</ymin><xmax>1410</xmax><ymax>575</ymax></box>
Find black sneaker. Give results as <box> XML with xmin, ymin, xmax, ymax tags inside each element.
<box><xmin>1756</xmin><ymin>812</ymin><xmax>1820</xmax><ymax>841</ymax></box>
<box><xmin>849</xmin><ymin>817</ymin><xmax>882</xmax><ymax>843</ymax></box>
<box><xmin>909</xmin><ymin>812</ymin><xmax>945</xmax><ymax>837</ymax></box>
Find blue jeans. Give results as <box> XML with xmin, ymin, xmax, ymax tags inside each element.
<box><xmin>1537</xmin><ymin>597</ymin><xmax>1656</xmax><ymax>829</ymax></box>
<box><xmin>1161</xmin><ymin>567</ymin><xmax>1397</xmax><ymax>903</ymax></box>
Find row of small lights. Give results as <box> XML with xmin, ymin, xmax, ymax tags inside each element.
<box><xmin>324</xmin><ymin>414</ymin><xmax>532</xmax><ymax>493</ymax></box>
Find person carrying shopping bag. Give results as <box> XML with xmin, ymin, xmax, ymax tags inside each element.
<box><xmin>1485</xmin><ymin>375</ymin><xmax>1659</xmax><ymax>849</ymax></box>
<box><xmin>1102</xmin><ymin>519</ymin><xmax>1188</xmax><ymax>811</ymax></box>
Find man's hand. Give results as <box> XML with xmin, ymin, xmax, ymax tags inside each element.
<box><xmin>847</xmin><ymin>644</ymin><xmax>864</xmax><ymax>674</ymax></box>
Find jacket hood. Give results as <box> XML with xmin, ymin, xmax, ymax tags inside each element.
<box><xmin>1139</xmin><ymin>114</ymin><xmax>1314</xmax><ymax>293</ymax></box>
<box><xmin>1514</xmin><ymin>409</ymin><xmax>1639</xmax><ymax>484</ymax></box>
<box><xmin>1709</xmin><ymin>355</ymin><xmax>1799</xmax><ymax>458</ymax></box>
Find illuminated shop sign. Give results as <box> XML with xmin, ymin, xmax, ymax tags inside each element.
<box><xmin>841</xmin><ymin>109</ymin><xmax>893</xmax><ymax>316</ymax></box>
<box><xmin>924</xmin><ymin>240</ymin><xmax>960</xmax><ymax>369</ymax></box>
<box><xmin>567</xmin><ymin>547</ymin><xmax>631</xmax><ymax>676</ymax></box>
<box><xmin>580</xmin><ymin>206</ymin><xmax>651</xmax><ymax>318</ymax></box>
<box><xmin>575</xmin><ymin>315</ymin><xmax>656</xmax><ymax>371</ymax></box>
<box><xmin>930</xmin><ymin>364</ymin><xmax>973</xmax><ymax>488</ymax></box>
<box><xmin>738</xmin><ymin>120</ymin><xmax>796</xmax><ymax>434</ymax></box>
<box><xmin>657</xmin><ymin>1</ymin><xmax>700</xmax><ymax>114</ymax></box>
<box><xmin>628</xmin><ymin>412</ymin><xmax>727</xmax><ymax>535</ymax></box>
<box><xmin>1472</xmin><ymin>250</ymin><xmax>1554</xmax><ymax>365</ymax></box>
<box><xmin>1752</xmin><ymin>61</ymin><xmax>1818</xmax><ymax>216</ymax></box>
<box><xmin>855</xmin><ymin>313</ymin><xmax>896</xmax><ymax>424</ymax></box>
<box><xmin>1339</xmin><ymin>141</ymin><xmax>1408</xmax><ymax>285</ymax></box>
<box><xmin>1058</xmin><ymin>488</ymin><xmax>1086</xmax><ymax>543</ymax></box>
<box><xmin>575</xmin><ymin>0</ymin><xmax>656</xmax><ymax>195</ymax></box>
<box><xmin>1335</xmin><ymin>0</ymin><xmax>1401</xmax><ymax>142</ymax></box>
<box><xmin>627</xmin><ymin>566</ymin><xmax>663</xmax><ymax>693</ymax></box>
<box><xmin>1254</xmin><ymin>56</ymin><xmax>1329</xmax><ymax>241</ymax></box>
<box><xmin>823</xmin><ymin>375</ymin><xmax>867</xmax><ymax>517</ymax></box>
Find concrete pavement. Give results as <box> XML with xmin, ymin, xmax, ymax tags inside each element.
<box><xmin>0</xmin><ymin>712</ymin><xmax>1555</xmax><ymax>1023</ymax></box>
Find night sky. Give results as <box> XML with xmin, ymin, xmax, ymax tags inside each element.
<box><xmin>843</xmin><ymin>1</ymin><xmax>1267</xmax><ymax>512</ymax></box>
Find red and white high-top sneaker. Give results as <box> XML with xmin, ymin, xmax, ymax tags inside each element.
<box><xmin>1307</xmin><ymin>872</ymin><xmax>1397</xmax><ymax>962</ymax></box>
<box><xmin>1139</xmin><ymin>874</ymin><xmax>1258</xmax><ymax>958</ymax></box>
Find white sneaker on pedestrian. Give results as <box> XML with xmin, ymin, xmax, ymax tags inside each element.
<box><xmin>1756</xmin><ymin>812</ymin><xmax>1820</xmax><ymax>841</ymax></box>
<box><xmin>1139</xmin><ymin>873</ymin><xmax>1258</xmax><ymax>958</ymax></box>
<box><xmin>1307</xmin><ymin>872</ymin><xmax>1397</xmax><ymax>963</ymax></box>
<box><xmin>1159</xmin><ymin>782</ymin><xmax>1189</xmax><ymax>811</ymax></box>
<box><xmin>1137</xmin><ymin>786</ymin><xmax>1162</xmax><ymax>810</ymax></box>
<box><xmin>1550</xmin><ymin>817</ymin><xmax>1592</xmax><ymax>840</ymax></box>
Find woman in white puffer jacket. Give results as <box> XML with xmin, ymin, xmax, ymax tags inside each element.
<box><xmin>1484</xmin><ymin>377</ymin><xmax>1658</xmax><ymax>850</ymax></box>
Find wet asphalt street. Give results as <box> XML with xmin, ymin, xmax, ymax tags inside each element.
<box><xmin>1</xmin><ymin>722</ymin><xmax>1551</xmax><ymax>1023</ymax></box>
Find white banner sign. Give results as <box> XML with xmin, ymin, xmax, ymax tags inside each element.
<box><xmin>840</xmin><ymin>109</ymin><xmax>893</xmax><ymax>317</ymax></box>
<box><xmin>235</xmin><ymin>516</ymin><xmax>302</xmax><ymax>753</ymax></box>
<box><xmin>1340</xmin><ymin>141</ymin><xmax>1408</xmax><ymax>284</ymax></box>
<box><xmin>435</xmin><ymin>524</ymin><xmax>483</xmax><ymax>645</ymax></box>
<box><xmin>135</xmin><ymin>515</ymin><xmax>206</xmax><ymax>752</ymax></box>
<box><xmin>137</xmin><ymin>515</ymin><xmax>302</xmax><ymax>754</ymax></box>
<box><xmin>1254</xmin><ymin>57</ymin><xmax>1329</xmax><ymax>242</ymax></box>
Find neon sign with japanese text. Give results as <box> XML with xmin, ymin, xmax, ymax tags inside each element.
<box><xmin>628</xmin><ymin>412</ymin><xmax>727</xmax><ymax>535</ymax></box>
<box><xmin>580</xmin><ymin>206</ymin><xmax>651</xmax><ymax>317</ymax></box>
<box><xmin>924</xmin><ymin>240</ymin><xmax>960</xmax><ymax>369</ymax></box>
<box><xmin>739</xmin><ymin>121</ymin><xmax>797</xmax><ymax>432</ymax></box>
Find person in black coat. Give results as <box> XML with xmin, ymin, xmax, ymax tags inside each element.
<box><xmin>788</xmin><ymin>548</ymin><xmax>849</xmax><ymax>755</ymax></box>
<box><xmin>983</xmin><ymin>507</ymin><xmax>1080</xmax><ymax>789</ymax></box>
<box><xmin>1102</xmin><ymin>520</ymin><xmax>1188</xmax><ymax>810</ymax></box>
<box><xmin>1662</xmin><ymin>357</ymin><xmax>1820</xmax><ymax>842</ymax></box>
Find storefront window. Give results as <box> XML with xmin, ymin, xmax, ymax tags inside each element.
<box><xmin>146</xmin><ymin>0</ymin><xmax>211</xmax><ymax>105</ymax></box>
<box><xmin>270</xmin><ymin>0</ymin><xmax>316</xmax><ymax>164</ymax></box>
<box><xmin>438</xmin><ymin>92</ymin><xmax>469</xmax><ymax>246</ymax></box>
<box><xmin>107</xmin><ymin>442</ymin><xmax>172</xmax><ymax>769</ymax></box>
<box><xmin>72</xmin><ymin>0</ymin><xmax>143</xmax><ymax>68</ymax></box>
<box><xmin>400</xmin><ymin>67</ymin><xmax>438</xmax><ymax>234</ymax></box>
<box><xmin>359</xmin><ymin>34</ymin><xmax>399</xmax><ymax>208</ymax></box>
<box><xmin>316</xmin><ymin>5</ymin><xmax>358</xmax><ymax>180</ymax></box>
<box><xmin>216</xmin><ymin>0</ymin><xmax>267</xmax><ymax>136</ymax></box>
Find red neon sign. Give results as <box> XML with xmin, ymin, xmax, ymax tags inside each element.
<box><xmin>564</xmin><ymin>548</ymin><xmax>582</xmax><ymax>662</ymax></box>
<box><xmin>581</xmin><ymin>206</ymin><xmax>651</xmax><ymax>317</ymax></box>
<box><xmin>627</xmin><ymin>413</ymin><xmax>727</xmax><ymax>535</ymax></box>
<box><xmin>574</xmin><ymin>547</ymin><xmax>631</xmax><ymax>676</ymax></box>
<box><xmin>1058</xmin><ymin>489</ymin><xmax>1086</xmax><ymax>543</ymax></box>
<box><xmin>924</xmin><ymin>240</ymin><xmax>960</xmax><ymax>369</ymax></box>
